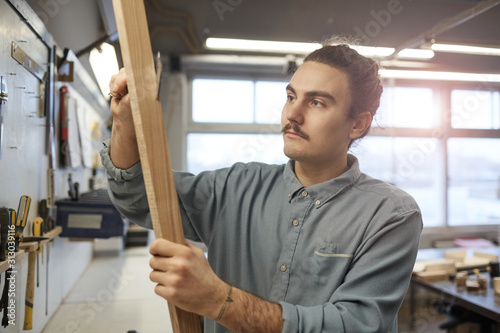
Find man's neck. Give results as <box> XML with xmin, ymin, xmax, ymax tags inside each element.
<box><xmin>294</xmin><ymin>156</ymin><xmax>349</xmax><ymax>187</ymax></box>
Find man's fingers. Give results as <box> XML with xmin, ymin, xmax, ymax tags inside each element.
<box><xmin>109</xmin><ymin>67</ymin><xmax>128</xmax><ymax>97</ymax></box>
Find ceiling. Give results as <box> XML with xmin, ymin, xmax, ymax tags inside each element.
<box><xmin>25</xmin><ymin>0</ymin><xmax>500</xmax><ymax>77</ymax></box>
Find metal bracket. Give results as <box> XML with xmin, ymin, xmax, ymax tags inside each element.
<box><xmin>0</xmin><ymin>76</ymin><xmax>8</xmax><ymax>160</ymax></box>
<box><xmin>155</xmin><ymin>51</ymin><xmax>162</xmax><ymax>101</ymax></box>
<box><xmin>11</xmin><ymin>41</ymin><xmax>46</xmax><ymax>82</ymax></box>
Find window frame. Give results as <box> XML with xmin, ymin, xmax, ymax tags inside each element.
<box><xmin>184</xmin><ymin>63</ymin><xmax>500</xmax><ymax>232</ymax></box>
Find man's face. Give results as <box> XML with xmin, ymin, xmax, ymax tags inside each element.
<box><xmin>281</xmin><ymin>61</ymin><xmax>355</xmax><ymax>166</ymax></box>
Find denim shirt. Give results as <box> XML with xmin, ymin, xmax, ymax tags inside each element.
<box><xmin>101</xmin><ymin>141</ymin><xmax>422</xmax><ymax>333</ymax></box>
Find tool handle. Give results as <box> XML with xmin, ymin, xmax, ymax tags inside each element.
<box><xmin>33</xmin><ymin>217</ymin><xmax>43</xmax><ymax>236</ymax></box>
<box><xmin>0</xmin><ymin>208</ymin><xmax>9</xmax><ymax>261</ymax></box>
<box><xmin>16</xmin><ymin>195</ymin><xmax>31</xmax><ymax>228</ymax></box>
<box><xmin>23</xmin><ymin>251</ymin><xmax>36</xmax><ymax>330</ymax></box>
<box><xmin>33</xmin><ymin>217</ymin><xmax>43</xmax><ymax>254</ymax></box>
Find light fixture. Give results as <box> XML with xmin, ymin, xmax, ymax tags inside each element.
<box><xmin>89</xmin><ymin>42</ymin><xmax>120</xmax><ymax>99</ymax></box>
<box><xmin>397</xmin><ymin>49</ymin><xmax>435</xmax><ymax>59</ymax></box>
<box><xmin>351</xmin><ymin>45</ymin><xmax>395</xmax><ymax>58</ymax></box>
<box><xmin>206</xmin><ymin>37</ymin><xmax>397</xmax><ymax>58</ymax></box>
<box><xmin>431</xmin><ymin>43</ymin><xmax>500</xmax><ymax>56</ymax></box>
<box><xmin>380</xmin><ymin>69</ymin><xmax>500</xmax><ymax>82</ymax></box>
<box><xmin>205</xmin><ymin>37</ymin><xmax>321</xmax><ymax>54</ymax></box>
<box><xmin>205</xmin><ymin>37</ymin><xmax>442</xmax><ymax>59</ymax></box>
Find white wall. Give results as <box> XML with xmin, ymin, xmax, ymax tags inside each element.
<box><xmin>0</xmin><ymin>1</ymin><xmax>109</xmax><ymax>332</ymax></box>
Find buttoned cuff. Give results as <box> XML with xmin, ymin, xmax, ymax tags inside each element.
<box><xmin>279</xmin><ymin>301</ymin><xmax>298</xmax><ymax>332</ymax></box>
<box><xmin>100</xmin><ymin>139</ymin><xmax>142</xmax><ymax>182</ymax></box>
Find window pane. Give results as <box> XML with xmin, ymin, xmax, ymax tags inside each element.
<box><xmin>451</xmin><ymin>89</ymin><xmax>500</xmax><ymax>129</ymax></box>
<box><xmin>448</xmin><ymin>138</ymin><xmax>500</xmax><ymax>226</ymax></box>
<box><xmin>187</xmin><ymin>133</ymin><xmax>287</xmax><ymax>174</ymax></box>
<box><xmin>354</xmin><ymin>136</ymin><xmax>442</xmax><ymax>227</ymax></box>
<box><xmin>376</xmin><ymin>87</ymin><xmax>436</xmax><ymax>128</ymax></box>
<box><xmin>255</xmin><ymin>81</ymin><xmax>287</xmax><ymax>124</ymax></box>
<box><xmin>192</xmin><ymin>79</ymin><xmax>254</xmax><ymax>123</ymax></box>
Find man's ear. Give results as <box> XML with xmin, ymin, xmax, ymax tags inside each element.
<box><xmin>349</xmin><ymin>111</ymin><xmax>373</xmax><ymax>140</ymax></box>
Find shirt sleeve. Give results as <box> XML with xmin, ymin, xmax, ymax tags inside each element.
<box><xmin>100</xmin><ymin>139</ymin><xmax>153</xmax><ymax>229</ymax></box>
<box><xmin>100</xmin><ymin>139</ymin><xmax>219</xmax><ymax>242</ymax></box>
<box><xmin>279</xmin><ymin>209</ymin><xmax>422</xmax><ymax>333</ymax></box>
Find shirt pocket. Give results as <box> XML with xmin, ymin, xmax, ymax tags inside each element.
<box><xmin>314</xmin><ymin>243</ymin><xmax>353</xmax><ymax>285</ymax></box>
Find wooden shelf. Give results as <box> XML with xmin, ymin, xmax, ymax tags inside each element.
<box><xmin>19</xmin><ymin>226</ymin><xmax>63</xmax><ymax>252</ymax></box>
<box><xmin>0</xmin><ymin>226</ymin><xmax>62</xmax><ymax>274</ymax></box>
<box><xmin>0</xmin><ymin>250</ymin><xmax>26</xmax><ymax>274</ymax></box>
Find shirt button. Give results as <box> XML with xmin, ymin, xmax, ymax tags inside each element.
<box><xmin>280</xmin><ymin>265</ymin><xmax>287</xmax><ymax>272</ymax></box>
<box><xmin>315</xmin><ymin>200</ymin><xmax>321</xmax><ymax>206</ymax></box>
<box><xmin>292</xmin><ymin>219</ymin><xmax>299</xmax><ymax>226</ymax></box>
<box><xmin>301</xmin><ymin>191</ymin><xmax>308</xmax><ymax>197</ymax></box>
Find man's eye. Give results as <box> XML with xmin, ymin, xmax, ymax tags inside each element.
<box><xmin>312</xmin><ymin>100</ymin><xmax>324</xmax><ymax>107</ymax></box>
<box><xmin>287</xmin><ymin>95</ymin><xmax>295</xmax><ymax>102</ymax></box>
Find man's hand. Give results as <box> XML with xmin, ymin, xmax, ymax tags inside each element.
<box><xmin>149</xmin><ymin>239</ymin><xmax>284</xmax><ymax>332</ymax></box>
<box><xmin>108</xmin><ymin>68</ymin><xmax>140</xmax><ymax>169</ymax></box>
<box><xmin>149</xmin><ymin>239</ymin><xmax>227</xmax><ymax>320</ymax></box>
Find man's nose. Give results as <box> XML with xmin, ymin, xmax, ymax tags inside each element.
<box><xmin>284</xmin><ymin>100</ymin><xmax>304</xmax><ymax>124</ymax></box>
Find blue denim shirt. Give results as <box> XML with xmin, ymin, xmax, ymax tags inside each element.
<box><xmin>101</xmin><ymin>141</ymin><xmax>422</xmax><ymax>333</ymax></box>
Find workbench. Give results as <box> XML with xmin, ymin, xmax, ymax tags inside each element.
<box><xmin>410</xmin><ymin>247</ymin><xmax>500</xmax><ymax>329</ymax></box>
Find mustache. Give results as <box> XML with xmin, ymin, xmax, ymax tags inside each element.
<box><xmin>281</xmin><ymin>123</ymin><xmax>309</xmax><ymax>140</ymax></box>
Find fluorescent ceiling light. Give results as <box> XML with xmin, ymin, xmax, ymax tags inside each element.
<box><xmin>206</xmin><ymin>37</ymin><xmax>397</xmax><ymax>58</ymax></box>
<box><xmin>89</xmin><ymin>42</ymin><xmax>120</xmax><ymax>99</ymax></box>
<box><xmin>380</xmin><ymin>69</ymin><xmax>500</xmax><ymax>82</ymax></box>
<box><xmin>351</xmin><ymin>45</ymin><xmax>395</xmax><ymax>57</ymax></box>
<box><xmin>206</xmin><ymin>37</ymin><xmax>321</xmax><ymax>54</ymax></box>
<box><xmin>431</xmin><ymin>43</ymin><xmax>500</xmax><ymax>56</ymax></box>
<box><xmin>397</xmin><ymin>49</ymin><xmax>435</xmax><ymax>59</ymax></box>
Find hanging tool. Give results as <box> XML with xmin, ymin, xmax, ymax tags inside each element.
<box><xmin>0</xmin><ymin>76</ymin><xmax>8</xmax><ymax>160</ymax></box>
<box><xmin>0</xmin><ymin>208</ymin><xmax>9</xmax><ymax>262</ymax></box>
<box><xmin>15</xmin><ymin>195</ymin><xmax>31</xmax><ymax>240</ymax></box>
<box><xmin>1</xmin><ymin>268</ymin><xmax>11</xmax><ymax>328</ymax></box>
<box><xmin>46</xmin><ymin>46</ymin><xmax>57</xmax><ymax>234</ymax></box>
<box><xmin>33</xmin><ymin>217</ymin><xmax>43</xmax><ymax>288</ymax></box>
<box><xmin>38</xmin><ymin>199</ymin><xmax>48</xmax><ymax>234</ymax></box>
<box><xmin>23</xmin><ymin>249</ymin><xmax>36</xmax><ymax>330</ymax></box>
<box><xmin>59</xmin><ymin>86</ymin><xmax>70</xmax><ymax>167</ymax></box>
<box><xmin>67</xmin><ymin>173</ymin><xmax>79</xmax><ymax>200</ymax></box>
<box><xmin>45</xmin><ymin>239</ymin><xmax>50</xmax><ymax>316</ymax></box>
<box><xmin>9</xmin><ymin>209</ymin><xmax>16</xmax><ymax>251</ymax></box>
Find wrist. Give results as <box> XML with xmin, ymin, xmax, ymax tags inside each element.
<box><xmin>209</xmin><ymin>282</ymin><xmax>233</xmax><ymax>321</ymax></box>
<box><xmin>215</xmin><ymin>284</ymin><xmax>233</xmax><ymax>321</ymax></box>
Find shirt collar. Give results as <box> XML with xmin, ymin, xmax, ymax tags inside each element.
<box><xmin>283</xmin><ymin>154</ymin><xmax>361</xmax><ymax>206</ymax></box>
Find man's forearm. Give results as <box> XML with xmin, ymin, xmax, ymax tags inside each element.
<box><xmin>110</xmin><ymin>117</ymin><xmax>140</xmax><ymax>169</ymax></box>
<box><xmin>216</xmin><ymin>286</ymin><xmax>283</xmax><ymax>333</ymax></box>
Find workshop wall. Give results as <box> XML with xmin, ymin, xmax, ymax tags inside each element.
<box><xmin>0</xmin><ymin>1</ymin><xmax>110</xmax><ymax>332</ymax></box>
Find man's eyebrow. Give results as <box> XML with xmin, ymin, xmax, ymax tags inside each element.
<box><xmin>286</xmin><ymin>84</ymin><xmax>336</xmax><ymax>103</ymax></box>
<box><xmin>305</xmin><ymin>90</ymin><xmax>336</xmax><ymax>103</ymax></box>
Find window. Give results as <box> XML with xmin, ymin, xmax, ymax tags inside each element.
<box><xmin>377</xmin><ymin>87</ymin><xmax>437</xmax><ymax>128</ymax></box>
<box><xmin>187</xmin><ymin>72</ymin><xmax>500</xmax><ymax>228</ymax></box>
<box><xmin>447</xmin><ymin>138</ymin><xmax>500</xmax><ymax>225</ymax></box>
<box><xmin>188</xmin><ymin>78</ymin><xmax>288</xmax><ymax>174</ymax></box>
<box><xmin>451</xmin><ymin>89</ymin><xmax>500</xmax><ymax>129</ymax></box>
<box><xmin>187</xmin><ymin>133</ymin><xmax>286</xmax><ymax>174</ymax></box>
<box><xmin>355</xmin><ymin>136</ymin><xmax>442</xmax><ymax>227</ymax></box>
<box><xmin>192</xmin><ymin>79</ymin><xmax>254</xmax><ymax>123</ymax></box>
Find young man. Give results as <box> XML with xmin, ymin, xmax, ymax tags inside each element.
<box><xmin>101</xmin><ymin>44</ymin><xmax>422</xmax><ymax>332</ymax></box>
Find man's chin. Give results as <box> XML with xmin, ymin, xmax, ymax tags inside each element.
<box><xmin>283</xmin><ymin>147</ymin><xmax>306</xmax><ymax>162</ymax></box>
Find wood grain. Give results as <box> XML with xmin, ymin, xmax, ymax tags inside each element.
<box><xmin>112</xmin><ymin>1</ymin><xmax>202</xmax><ymax>332</ymax></box>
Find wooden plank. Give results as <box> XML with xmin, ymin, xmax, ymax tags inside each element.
<box><xmin>111</xmin><ymin>1</ymin><xmax>202</xmax><ymax>332</ymax></box>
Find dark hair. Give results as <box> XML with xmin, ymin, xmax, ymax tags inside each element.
<box><xmin>304</xmin><ymin>44</ymin><xmax>383</xmax><ymax>144</ymax></box>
